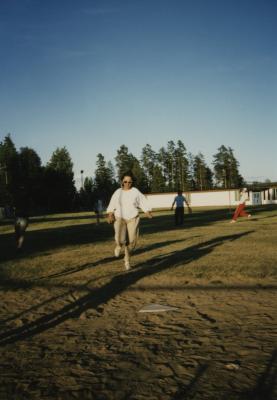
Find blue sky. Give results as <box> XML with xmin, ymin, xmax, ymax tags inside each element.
<box><xmin>0</xmin><ymin>0</ymin><xmax>276</xmax><ymax>188</ymax></box>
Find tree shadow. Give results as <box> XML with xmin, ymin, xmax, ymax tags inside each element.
<box><xmin>0</xmin><ymin>208</ymin><xmax>233</xmax><ymax>263</ymax></box>
<box><xmin>171</xmin><ymin>349</ymin><xmax>277</xmax><ymax>400</ymax></box>
<box><xmin>31</xmin><ymin>214</ymin><xmax>97</xmax><ymax>223</ymax></box>
<box><xmin>172</xmin><ymin>363</ymin><xmax>209</xmax><ymax>399</ymax></box>
<box><xmin>0</xmin><ymin>221</ymin><xmax>113</xmax><ymax>263</ymax></box>
<box><xmin>0</xmin><ymin>270</ymin><xmax>117</xmax><ymax>325</ymax></box>
<box><xmin>0</xmin><ymin>231</ymin><xmax>253</xmax><ymax>346</ymax></box>
<box><xmin>33</xmin><ymin>238</ymin><xmax>187</xmax><ymax>281</ymax></box>
<box><xmin>238</xmin><ymin>349</ymin><xmax>277</xmax><ymax>400</ymax></box>
<box><xmin>0</xmin><ymin>238</ymin><xmax>194</xmax><ymax>323</ymax></box>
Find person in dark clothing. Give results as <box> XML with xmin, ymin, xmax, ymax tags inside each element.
<box><xmin>14</xmin><ymin>187</ymin><xmax>30</xmax><ymax>250</ymax></box>
<box><xmin>171</xmin><ymin>190</ymin><xmax>191</xmax><ymax>226</ymax></box>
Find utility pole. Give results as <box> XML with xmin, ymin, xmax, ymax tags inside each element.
<box><xmin>80</xmin><ymin>170</ymin><xmax>84</xmax><ymax>190</ymax></box>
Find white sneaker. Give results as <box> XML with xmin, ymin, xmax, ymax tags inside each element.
<box><xmin>124</xmin><ymin>259</ymin><xmax>130</xmax><ymax>270</ymax></box>
<box><xmin>230</xmin><ymin>220</ymin><xmax>236</xmax><ymax>223</ymax></box>
<box><xmin>248</xmin><ymin>214</ymin><xmax>252</xmax><ymax>218</ymax></box>
<box><xmin>114</xmin><ymin>246</ymin><xmax>121</xmax><ymax>257</ymax></box>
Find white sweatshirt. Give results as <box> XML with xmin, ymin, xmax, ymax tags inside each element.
<box><xmin>106</xmin><ymin>187</ymin><xmax>151</xmax><ymax>220</ymax></box>
<box><xmin>239</xmin><ymin>191</ymin><xmax>249</xmax><ymax>204</ymax></box>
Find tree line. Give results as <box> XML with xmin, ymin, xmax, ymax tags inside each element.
<box><xmin>0</xmin><ymin>134</ymin><xmax>244</xmax><ymax>214</ymax></box>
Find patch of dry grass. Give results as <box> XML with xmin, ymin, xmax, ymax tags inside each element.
<box><xmin>0</xmin><ymin>206</ymin><xmax>276</xmax><ymax>289</ymax></box>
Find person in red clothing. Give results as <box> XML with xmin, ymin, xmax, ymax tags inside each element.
<box><xmin>230</xmin><ymin>188</ymin><xmax>251</xmax><ymax>223</ymax></box>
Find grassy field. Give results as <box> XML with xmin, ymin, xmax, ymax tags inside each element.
<box><xmin>0</xmin><ymin>205</ymin><xmax>276</xmax><ymax>286</ymax></box>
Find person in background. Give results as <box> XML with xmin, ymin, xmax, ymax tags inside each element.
<box><xmin>230</xmin><ymin>187</ymin><xmax>251</xmax><ymax>223</ymax></box>
<box><xmin>106</xmin><ymin>171</ymin><xmax>152</xmax><ymax>270</ymax></box>
<box><xmin>171</xmin><ymin>190</ymin><xmax>191</xmax><ymax>226</ymax></box>
<box><xmin>94</xmin><ymin>198</ymin><xmax>104</xmax><ymax>224</ymax></box>
<box><xmin>14</xmin><ymin>186</ymin><xmax>30</xmax><ymax>251</ymax></box>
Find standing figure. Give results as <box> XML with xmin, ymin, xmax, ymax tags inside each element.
<box><xmin>106</xmin><ymin>171</ymin><xmax>152</xmax><ymax>270</ymax></box>
<box><xmin>171</xmin><ymin>190</ymin><xmax>191</xmax><ymax>226</ymax></box>
<box><xmin>94</xmin><ymin>198</ymin><xmax>104</xmax><ymax>224</ymax></box>
<box><xmin>14</xmin><ymin>186</ymin><xmax>29</xmax><ymax>251</ymax></box>
<box><xmin>230</xmin><ymin>188</ymin><xmax>251</xmax><ymax>223</ymax></box>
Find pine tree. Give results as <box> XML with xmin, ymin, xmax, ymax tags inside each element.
<box><xmin>213</xmin><ymin>145</ymin><xmax>243</xmax><ymax>188</ymax></box>
<box><xmin>158</xmin><ymin>142</ymin><xmax>176</xmax><ymax>191</ymax></box>
<box><xmin>187</xmin><ymin>152</ymin><xmax>196</xmax><ymax>190</ymax></box>
<box><xmin>94</xmin><ymin>153</ymin><xmax>116</xmax><ymax>204</ymax></box>
<box><xmin>18</xmin><ymin>147</ymin><xmax>43</xmax><ymax>211</ymax></box>
<box><xmin>193</xmin><ymin>153</ymin><xmax>213</xmax><ymax>190</ymax></box>
<box><xmin>174</xmin><ymin>140</ymin><xmax>189</xmax><ymax>191</ymax></box>
<box><xmin>132</xmin><ymin>159</ymin><xmax>148</xmax><ymax>192</ymax></box>
<box><xmin>0</xmin><ymin>134</ymin><xmax>19</xmax><ymax>205</ymax></box>
<box><xmin>140</xmin><ymin>144</ymin><xmax>157</xmax><ymax>191</ymax></box>
<box><xmin>115</xmin><ymin>145</ymin><xmax>135</xmax><ymax>181</ymax></box>
<box><xmin>45</xmin><ymin>147</ymin><xmax>75</xmax><ymax>212</ymax></box>
<box><xmin>166</xmin><ymin>140</ymin><xmax>176</xmax><ymax>191</ymax></box>
<box><xmin>151</xmin><ymin>164</ymin><xmax>166</xmax><ymax>192</ymax></box>
<box><xmin>47</xmin><ymin>147</ymin><xmax>74</xmax><ymax>174</ymax></box>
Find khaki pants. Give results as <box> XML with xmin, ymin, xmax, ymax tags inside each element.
<box><xmin>114</xmin><ymin>216</ymin><xmax>140</xmax><ymax>255</ymax></box>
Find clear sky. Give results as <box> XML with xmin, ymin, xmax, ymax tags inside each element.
<box><xmin>0</xmin><ymin>0</ymin><xmax>276</xmax><ymax>188</ymax></box>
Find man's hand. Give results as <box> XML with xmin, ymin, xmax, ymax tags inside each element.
<box><xmin>107</xmin><ymin>213</ymin><xmax>115</xmax><ymax>224</ymax></box>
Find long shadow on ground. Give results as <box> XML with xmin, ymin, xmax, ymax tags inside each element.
<box><xmin>0</xmin><ymin>208</ymin><xmax>230</xmax><ymax>262</ymax></box>
<box><xmin>1</xmin><ymin>205</ymin><xmax>268</xmax><ymax>263</ymax></box>
<box><xmin>172</xmin><ymin>349</ymin><xmax>277</xmax><ymax>400</ymax></box>
<box><xmin>0</xmin><ymin>237</ymin><xmax>195</xmax><ymax>324</ymax></box>
<box><xmin>234</xmin><ymin>349</ymin><xmax>277</xmax><ymax>400</ymax></box>
<box><xmin>35</xmin><ymin>238</ymin><xmax>188</xmax><ymax>281</ymax></box>
<box><xmin>0</xmin><ymin>231</ymin><xmax>254</xmax><ymax>346</ymax></box>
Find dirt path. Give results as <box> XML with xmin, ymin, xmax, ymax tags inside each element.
<box><xmin>0</xmin><ymin>263</ymin><xmax>276</xmax><ymax>400</ymax></box>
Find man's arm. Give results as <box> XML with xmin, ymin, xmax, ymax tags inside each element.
<box><xmin>171</xmin><ymin>198</ymin><xmax>176</xmax><ymax>210</ymax></box>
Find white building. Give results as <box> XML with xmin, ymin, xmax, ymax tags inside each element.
<box><xmin>145</xmin><ymin>187</ymin><xmax>277</xmax><ymax>210</ymax></box>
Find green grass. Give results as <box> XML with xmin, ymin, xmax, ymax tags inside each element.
<box><xmin>0</xmin><ymin>206</ymin><xmax>276</xmax><ymax>288</ymax></box>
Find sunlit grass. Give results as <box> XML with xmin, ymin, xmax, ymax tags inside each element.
<box><xmin>0</xmin><ymin>206</ymin><xmax>276</xmax><ymax>288</ymax></box>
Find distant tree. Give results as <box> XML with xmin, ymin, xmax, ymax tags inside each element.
<box><xmin>157</xmin><ymin>140</ymin><xmax>189</xmax><ymax>191</ymax></box>
<box><xmin>94</xmin><ymin>153</ymin><xmax>117</xmax><ymax>204</ymax></box>
<box><xmin>158</xmin><ymin>142</ymin><xmax>176</xmax><ymax>190</ymax></box>
<box><xmin>140</xmin><ymin>144</ymin><xmax>157</xmax><ymax>191</ymax></box>
<box><xmin>166</xmin><ymin>140</ymin><xmax>176</xmax><ymax>191</ymax></box>
<box><xmin>78</xmin><ymin>177</ymin><xmax>94</xmax><ymax>210</ymax></box>
<box><xmin>0</xmin><ymin>134</ymin><xmax>19</xmax><ymax>204</ymax></box>
<box><xmin>18</xmin><ymin>147</ymin><xmax>43</xmax><ymax>212</ymax></box>
<box><xmin>193</xmin><ymin>153</ymin><xmax>214</xmax><ymax>190</ymax></box>
<box><xmin>44</xmin><ymin>147</ymin><xmax>75</xmax><ymax>212</ymax></box>
<box><xmin>205</xmin><ymin>166</ymin><xmax>214</xmax><ymax>189</ymax></box>
<box><xmin>131</xmin><ymin>158</ymin><xmax>148</xmax><ymax>193</ymax></box>
<box><xmin>187</xmin><ymin>152</ymin><xmax>196</xmax><ymax>190</ymax></box>
<box><xmin>47</xmin><ymin>147</ymin><xmax>74</xmax><ymax>174</ymax></box>
<box><xmin>228</xmin><ymin>147</ymin><xmax>244</xmax><ymax>188</ymax></box>
<box><xmin>115</xmin><ymin>145</ymin><xmax>135</xmax><ymax>181</ymax></box>
<box><xmin>151</xmin><ymin>164</ymin><xmax>166</xmax><ymax>192</ymax></box>
<box><xmin>213</xmin><ymin>145</ymin><xmax>243</xmax><ymax>188</ymax></box>
<box><xmin>84</xmin><ymin>177</ymin><xmax>94</xmax><ymax>193</ymax></box>
<box><xmin>174</xmin><ymin>140</ymin><xmax>189</xmax><ymax>191</ymax></box>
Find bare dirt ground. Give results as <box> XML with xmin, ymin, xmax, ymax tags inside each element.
<box><xmin>0</xmin><ymin>210</ymin><xmax>276</xmax><ymax>399</ymax></box>
<box><xmin>0</xmin><ymin>270</ymin><xmax>276</xmax><ymax>399</ymax></box>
